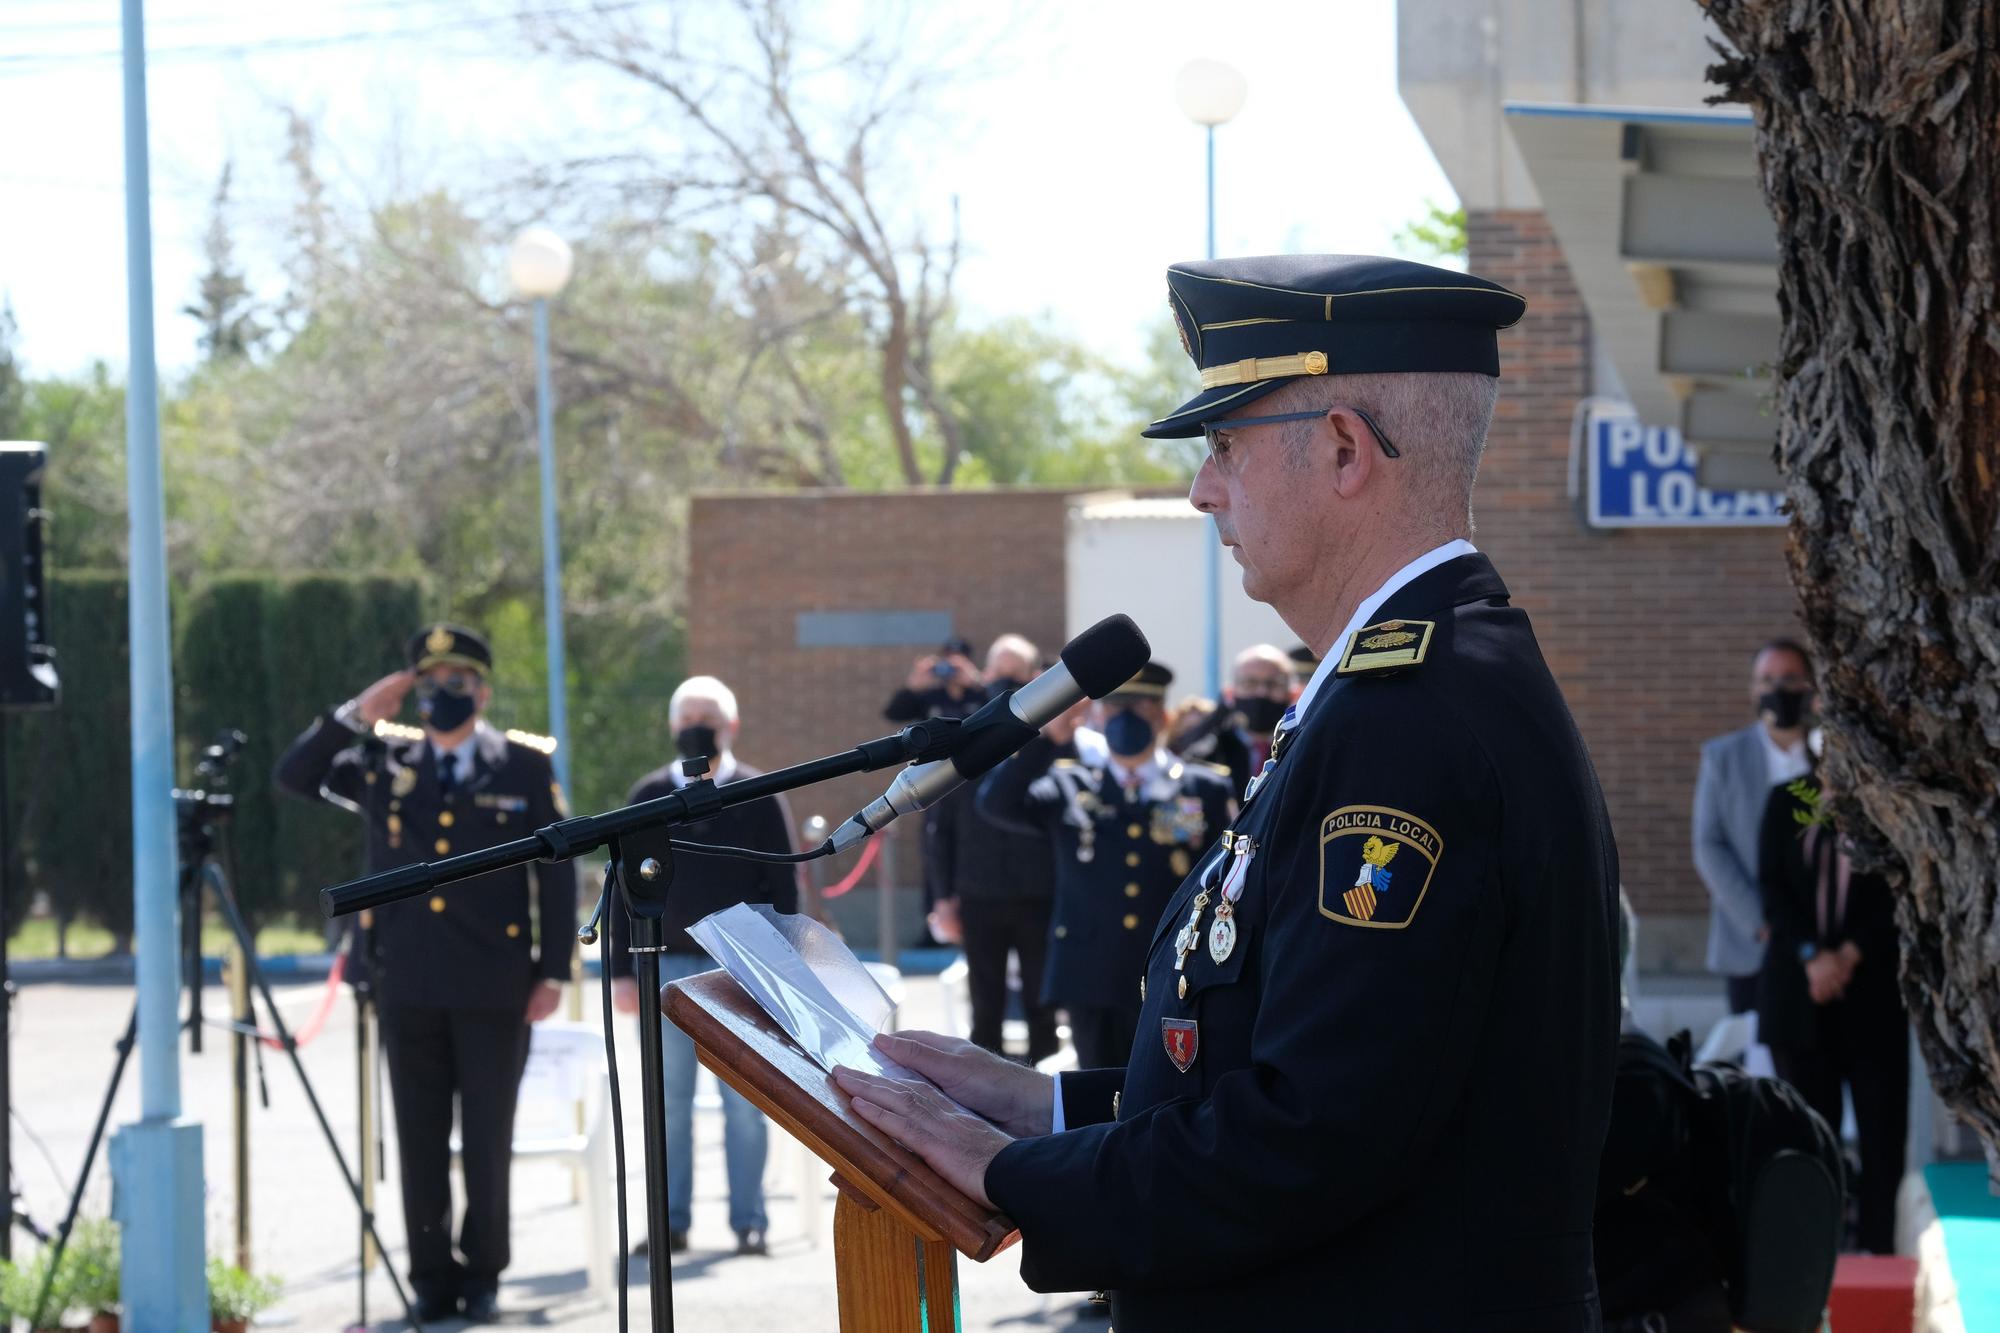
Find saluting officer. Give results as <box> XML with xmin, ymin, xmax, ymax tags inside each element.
<box><xmin>979</xmin><ymin>663</ymin><xmax>1235</xmax><ymax>1069</ymax></box>
<box><xmin>834</xmin><ymin>255</ymin><xmax>1620</xmax><ymax>1331</ymax></box>
<box><xmin>275</xmin><ymin>623</ymin><xmax>577</xmax><ymax>1324</ymax></box>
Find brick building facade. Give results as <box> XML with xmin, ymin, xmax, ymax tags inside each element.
<box><xmin>688</xmin><ymin>216</ymin><xmax>1802</xmax><ymax>968</ymax></box>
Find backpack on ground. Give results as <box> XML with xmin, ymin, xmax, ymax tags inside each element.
<box><xmin>1594</xmin><ymin>1029</ymin><xmax>1844</xmax><ymax>1333</ymax></box>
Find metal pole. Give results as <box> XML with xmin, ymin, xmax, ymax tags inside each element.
<box><xmin>228</xmin><ymin>941</ymin><xmax>250</xmax><ymax>1271</ymax></box>
<box><xmin>1202</xmin><ymin>122</ymin><xmax>1224</xmax><ymax>700</ymax></box>
<box><xmin>111</xmin><ymin>2</ymin><xmax>207</xmax><ymax>1323</ymax></box>
<box><xmin>533</xmin><ymin>297</ymin><xmax>571</xmax><ymax>794</ymax></box>
<box><xmin>0</xmin><ymin>714</ymin><xmax>11</xmax><ymax>1262</ymax></box>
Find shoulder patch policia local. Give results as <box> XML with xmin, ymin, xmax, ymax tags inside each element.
<box><xmin>1335</xmin><ymin>619</ymin><xmax>1435</xmax><ymax>676</ymax></box>
<box><xmin>1318</xmin><ymin>806</ymin><xmax>1443</xmax><ymax>929</ymax></box>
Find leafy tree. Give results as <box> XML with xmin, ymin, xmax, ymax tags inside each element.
<box><xmin>1394</xmin><ymin>199</ymin><xmax>1468</xmax><ymax>261</ymax></box>
<box><xmin>1703</xmin><ymin>0</ymin><xmax>2000</xmax><ymax>1171</ymax></box>
<box><xmin>182</xmin><ymin>163</ymin><xmax>264</xmax><ymax>363</ymax></box>
<box><xmin>0</xmin><ymin>300</ymin><xmax>24</xmax><ymax>437</ymax></box>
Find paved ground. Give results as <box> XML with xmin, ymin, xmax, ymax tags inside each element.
<box><xmin>10</xmin><ymin>974</ymin><xmax>1103</xmax><ymax>1332</ymax></box>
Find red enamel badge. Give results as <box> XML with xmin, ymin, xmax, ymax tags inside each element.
<box><xmin>1162</xmin><ymin>1018</ymin><xmax>1198</xmax><ymax>1073</ymax></box>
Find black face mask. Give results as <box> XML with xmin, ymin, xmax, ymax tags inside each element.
<box><xmin>674</xmin><ymin>724</ymin><xmax>719</xmax><ymax>761</ymax></box>
<box><xmin>1236</xmin><ymin>696</ymin><xmax>1287</xmax><ymax>734</ymax></box>
<box><xmin>1758</xmin><ymin>688</ymin><xmax>1811</xmax><ymax>730</ymax></box>
<box><xmin>417</xmin><ymin>688</ymin><xmax>478</xmax><ymax>733</ymax></box>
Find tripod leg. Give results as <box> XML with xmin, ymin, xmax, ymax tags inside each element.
<box><xmin>32</xmin><ymin>1006</ymin><xmax>137</xmax><ymax>1331</ymax></box>
<box><xmin>201</xmin><ymin>866</ymin><xmax>426</xmax><ymax>1331</ymax></box>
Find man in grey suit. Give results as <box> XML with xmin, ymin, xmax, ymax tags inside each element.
<box><xmin>1692</xmin><ymin>640</ymin><xmax>1817</xmax><ymax>1012</ymax></box>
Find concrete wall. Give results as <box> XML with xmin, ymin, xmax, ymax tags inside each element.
<box><xmin>1398</xmin><ymin>0</ymin><xmax>1724</xmax><ymax>209</ymax></box>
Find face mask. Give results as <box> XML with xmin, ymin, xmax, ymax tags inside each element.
<box><xmin>417</xmin><ymin>688</ymin><xmax>477</xmax><ymax>733</ymax></box>
<box><xmin>675</xmin><ymin>724</ymin><xmax>719</xmax><ymax>760</ymax></box>
<box><xmin>1758</xmin><ymin>688</ymin><xmax>1810</xmax><ymax>730</ymax></box>
<box><xmin>1104</xmin><ymin>710</ymin><xmax>1155</xmax><ymax>757</ymax></box>
<box><xmin>1236</xmin><ymin>696</ymin><xmax>1287</xmax><ymax>734</ymax></box>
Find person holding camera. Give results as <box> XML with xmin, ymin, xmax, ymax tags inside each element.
<box><xmin>885</xmin><ymin>635</ymin><xmax>989</xmax><ymax>945</ymax></box>
<box><xmin>274</xmin><ymin>623</ymin><xmax>576</xmax><ymax>1324</ymax></box>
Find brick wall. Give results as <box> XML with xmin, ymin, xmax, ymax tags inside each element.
<box><xmin>1469</xmin><ymin>211</ymin><xmax>1800</xmax><ymax>966</ymax></box>
<box><xmin>688</xmin><ymin>488</ymin><xmax>1074</xmax><ymax>908</ymax></box>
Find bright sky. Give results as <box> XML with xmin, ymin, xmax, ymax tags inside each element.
<box><xmin>0</xmin><ymin>0</ymin><xmax>1454</xmax><ymax>379</ymax></box>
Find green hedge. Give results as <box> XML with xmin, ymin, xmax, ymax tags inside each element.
<box><xmin>5</xmin><ymin>572</ymin><xmax>133</xmax><ymax>942</ymax></box>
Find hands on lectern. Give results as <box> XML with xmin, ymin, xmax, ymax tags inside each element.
<box><xmin>832</xmin><ymin>1030</ymin><xmax>1055</xmax><ymax>1208</ymax></box>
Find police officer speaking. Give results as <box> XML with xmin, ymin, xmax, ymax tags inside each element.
<box><xmin>833</xmin><ymin>255</ymin><xmax>1621</xmax><ymax>1330</ymax></box>
<box><xmin>275</xmin><ymin>623</ymin><xmax>578</xmax><ymax>1324</ymax></box>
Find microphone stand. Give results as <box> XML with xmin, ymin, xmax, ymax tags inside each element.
<box><xmin>319</xmin><ymin>718</ymin><xmax>963</xmax><ymax>1333</ymax></box>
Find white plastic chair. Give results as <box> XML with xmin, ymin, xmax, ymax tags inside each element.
<box><xmin>453</xmin><ymin>1021</ymin><xmax>615</xmax><ymax>1306</ymax></box>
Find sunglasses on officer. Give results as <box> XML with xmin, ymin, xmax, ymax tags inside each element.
<box><xmin>1201</xmin><ymin>404</ymin><xmax>1401</xmax><ymax>461</ymax></box>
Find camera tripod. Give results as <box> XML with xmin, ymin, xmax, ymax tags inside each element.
<box><xmin>31</xmin><ymin>732</ymin><xmax>424</xmax><ymax>1332</ymax></box>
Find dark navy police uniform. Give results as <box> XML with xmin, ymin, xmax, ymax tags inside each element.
<box><xmin>275</xmin><ymin>624</ymin><xmax>577</xmax><ymax>1312</ymax></box>
<box><xmin>979</xmin><ymin>256</ymin><xmax>1621</xmax><ymax>1331</ymax></box>
<box><xmin>980</xmin><ymin>729</ymin><xmax>1235</xmax><ymax>1069</ymax></box>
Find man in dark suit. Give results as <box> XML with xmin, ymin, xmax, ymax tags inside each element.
<box><xmin>1758</xmin><ymin>774</ymin><xmax>1907</xmax><ymax>1254</ymax></box>
<box><xmin>275</xmin><ymin>623</ymin><xmax>575</xmax><ymax>1323</ymax></box>
<box><xmin>833</xmin><ymin>254</ymin><xmax>1621</xmax><ymax>1331</ymax></box>
<box><xmin>610</xmin><ymin>674</ymin><xmax>799</xmax><ymax>1257</ymax></box>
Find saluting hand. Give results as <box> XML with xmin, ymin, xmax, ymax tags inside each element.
<box><xmin>831</xmin><ymin>1063</ymin><xmax>1013</xmax><ymax>1209</ymax></box>
<box><xmin>354</xmin><ymin>669</ymin><xmax>416</xmax><ymax>726</ymax></box>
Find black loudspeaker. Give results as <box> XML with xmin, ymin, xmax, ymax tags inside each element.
<box><xmin>0</xmin><ymin>442</ymin><xmax>57</xmax><ymax>711</ymax></box>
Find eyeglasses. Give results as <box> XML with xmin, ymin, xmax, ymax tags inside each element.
<box><xmin>1201</xmin><ymin>404</ymin><xmax>1401</xmax><ymax>461</ymax></box>
<box><xmin>417</xmin><ymin>670</ymin><xmax>483</xmax><ymax>698</ymax></box>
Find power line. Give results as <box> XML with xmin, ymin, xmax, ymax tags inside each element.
<box><xmin>0</xmin><ymin>1</ymin><xmax>639</xmax><ymax>72</ymax></box>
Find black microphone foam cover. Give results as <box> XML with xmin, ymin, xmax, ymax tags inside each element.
<box><xmin>1061</xmin><ymin>615</ymin><xmax>1153</xmax><ymax>699</ymax></box>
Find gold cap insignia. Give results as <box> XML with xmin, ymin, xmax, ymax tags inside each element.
<box><xmin>425</xmin><ymin>626</ymin><xmax>455</xmax><ymax>655</ymax></box>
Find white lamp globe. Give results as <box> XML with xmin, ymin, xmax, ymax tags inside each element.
<box><xmin>1175</xmin><ymin>59</ymin><xmax>1248</xmax><ymax>127</ymax></box>
<box><xmin>508</xmin><ymin>227</ymin><xmax>573</xmax><ymax>299</ymax></box>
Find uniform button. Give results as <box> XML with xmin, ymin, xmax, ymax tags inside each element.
<box><xmin>506</xmin><ymin>923</ymin><xmax>521</xmax><ymax>939</ymax></box>
<box><xmin>1125</xmin><ymin>852</ymin><xmax>1140</xmax><ymax>867</ymax></box>
<box><xmin>439</xmin><ymin>811</ymin><xmax>455</xmax><ymax>828</ymax></box>
<box><xmin>1127</xmin><ymin>823</ymin><xmax>1143</xmax><ymax>839</ymax></box>
<box><xmin>1124</xmin><ymin>883</ymin><xmax>1140</xmax><ymax>898</ymax></box>
<box><xmin>1055</xmin><ymin>925</ymin><xmax>1068</xmax><ymax>939</ymax></box>
<box><xmin>1122</xmin><ymin>913</ymin><xmax>1139</xmax><ymax>930</ymax></box>
<box><xmin>390</xmin><ymin>800</ymin><xmax>401</xmax><ymax>812</ymax></box>
<box><xmin>1178</xmin><ymin>975</ymin><xmax>1188</xmax><ymax>1000</ymax></box>
<box><xmin>434</xmin><ymin>838</ymin><xmax>451</xmax><ymax>855</ymax></box>
<box><xmin>496</xmin><ymin>813</ymin><xmax>508</xmax><ymax>825</ymax></box>
<box><xmin>387</xmin><ymin>815</ymin><xmax>402</xmax><ymax>834</ymax></box>
<box><xmin>429</xmin><ymin>895</ymin><xmax>446</xmax><ymax>913</ymax></box>
<box><xmin>364</xmin><ymin>772</ymin><xmax>377</xmax><ymax>785</ymax></box>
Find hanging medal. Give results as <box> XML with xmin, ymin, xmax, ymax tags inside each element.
<box><xmin>1209</xmin><ymin>833</ymin><xmax>1255</xmax><ymax>963</ymax></box>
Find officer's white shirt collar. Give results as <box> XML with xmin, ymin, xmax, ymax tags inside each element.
<box><xmin>427</xmin><ymin>721</ymin><xmax>487</xmax><ymax>776</ymax></box>
<box><xmin>669</xmin><ymin>751</ymin><xmax>739</xmax><ymax>787</ymax></box>
<box><xmin>1288</xmin><ymin>538</ymin><xmax>1478</xmax><ymax>728</ymax></box>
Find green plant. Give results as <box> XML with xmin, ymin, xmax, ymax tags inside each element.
<box><xmin>0</xmin><ymin>1234</ymin><xmax>79</xmax><ymax>1329</ymax></box>
<box><xmin>65</xmin><ymin>1217</ymin><xmax>118</xmax><ymax>1314</ymax></box>
<box><xmin>205</xmin><ymin>1258</ymin><xmax>279</xmax><ymax>1322</ymax></box>
<box><xmin>1787</xmin><ymin>776</ymin><xmax>1832</xmax><ymax>830</ymax></box>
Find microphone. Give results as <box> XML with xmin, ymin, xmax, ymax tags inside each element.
<box><xmin>829</xmin><ymin>615</ymin><xmax>1150</xmax><ymax>852</ymax></box>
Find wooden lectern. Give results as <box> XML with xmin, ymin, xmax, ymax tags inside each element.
<box><xmin>663</xmin><ymin>971</ymin><xmax>1018</xmax><ymax>1332</ymax></box>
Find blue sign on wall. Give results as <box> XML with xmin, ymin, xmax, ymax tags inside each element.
<box><xmin>1587</xmin><ymin>417</ymin><xmax>1786</xmax><ymax>528</ymax></box>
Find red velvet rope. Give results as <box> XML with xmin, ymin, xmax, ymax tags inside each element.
<box><xmin>820</xmin><ymin>838</ymin><xmax>882</xmax><ymax>899</ymax></box>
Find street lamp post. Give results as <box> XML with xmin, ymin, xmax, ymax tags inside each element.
<box><xmin>1175</xmin><ymin>59</ymin><xmax>1248</xmax><ymax>702</ymax></box>
<box><xmin>508</xmin><ymin>228</ymin><xmax>575</xmax><ymax>795</ymax></box>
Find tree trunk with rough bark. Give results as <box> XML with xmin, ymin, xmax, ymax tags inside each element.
<box><xmin>1702</xmin><ymin>0</ymin><xmax>2000</xmax><ymax>1179</ymax></box>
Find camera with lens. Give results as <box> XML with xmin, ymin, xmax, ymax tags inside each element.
<box><xmin>176</xmin><ymin>728</ymin><xmax>248</xmax><ymax>824</ymax></box>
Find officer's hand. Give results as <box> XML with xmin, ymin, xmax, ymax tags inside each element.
<box><xmin>355</xmin><ymin>670</ymin><xmax>416</xmax><ymax>726</ymax></box>
<box><xmin>611</xmin><ymin>976</ymin><xmax>640</xmax><ymax>1015</ymax></box>
<box><xmin>1042</xmin><ymin>698</ymin><xmax>1089</xmax><ymax>746</ymax></box>
<box><xmin>525</xmin><ymin>981</ymin><xmax>563</xmax><ymax>1024</ymax></box>
<box><xmin>927</xmin><ymin>897</ymin><xmax>963</xmax><ymax>946</ymax></box>
<box><xmin>868</xmin><ymin>1031</ymin><xmax>1052</xmax><ymax>1137</ymax></box>
<box><xmin>831</xmin><ymin>1065</ymin><xmax>1010</xmax><ymax>1208</ymax></box>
